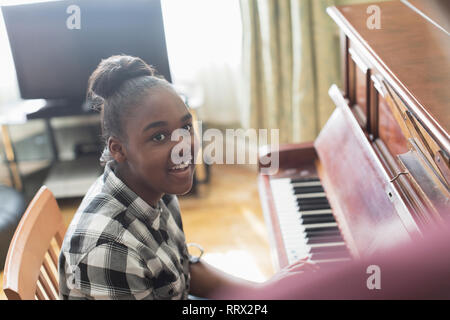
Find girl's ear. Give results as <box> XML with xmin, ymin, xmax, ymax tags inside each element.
<box><xmin>108</xmin><ymin>136</ymin><xmax>127</xmax><ymax>163</ymax></box>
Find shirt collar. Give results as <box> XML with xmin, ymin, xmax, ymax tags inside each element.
<box><xmin>102</xmin><ymin>160</ymin><xmax>164</xmax><ymax>228</ymax></box>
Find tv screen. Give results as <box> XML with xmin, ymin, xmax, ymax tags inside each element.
<box><xmin>2</xmin><ymin>0</ymin><xmax>172</xmax><ymax>103</ymax></box>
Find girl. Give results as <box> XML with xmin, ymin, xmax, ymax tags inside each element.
<box><xmin>59</xmin><ymin>55</ymin><xmax>313</xmax><ymax>300</ymax></box>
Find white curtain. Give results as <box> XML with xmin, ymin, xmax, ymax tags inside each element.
<box><xmin>161</xmin><ymin>0</ymin><xmax>244</xmax><ymax>126</ymax></box>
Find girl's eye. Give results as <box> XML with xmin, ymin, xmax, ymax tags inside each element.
<box><xmin>152</xmin><ymin>133</ymin><xmax>166</xmax><ymax>142</ymax></box>
<box><xmin>183</xmin><ymin>124</ymin><xmax>193</xmax><ymax>132</ymax></box>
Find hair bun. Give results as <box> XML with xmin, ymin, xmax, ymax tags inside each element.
<box><xmin>87</xmin><ymin>55</ymin><xmax>156</xmax><ymax>100</ymax></box>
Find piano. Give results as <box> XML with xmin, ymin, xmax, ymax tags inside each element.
<box><xmin>258</xmin><ymin>0</ymin><xmax>450</xmax><ymax>271</ymax></box>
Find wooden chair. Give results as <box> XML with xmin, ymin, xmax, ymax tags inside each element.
<box><xmin>2</xmin><ymin>186</ymin><xmax>66</xmax><ymax>300</ymax></box>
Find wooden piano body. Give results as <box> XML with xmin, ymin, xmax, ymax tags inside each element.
<box><xmin>258</xmin><ymin>0</ymin><xmax>450</xmax><ymax>270</ymax></box>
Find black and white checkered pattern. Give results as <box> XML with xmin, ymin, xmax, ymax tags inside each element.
<box><xmin>59</xmin><ymin>161</ymin><xmax>190</xmax><ymax>300</ymax></box>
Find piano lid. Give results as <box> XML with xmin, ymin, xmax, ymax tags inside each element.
<box><xmin>403</xmin><ymin>0</ymin><xmax>450</xmax><ymax>34</ymax></box>
<box><xmin>315</xmin><ymin>86</ymin><xmax>419</xmax><ymax>257</ymax></box>
<box><xmin>328</xmin><ymin>0</ymin><xmax>450</xmax><ymax>152</ymax></box>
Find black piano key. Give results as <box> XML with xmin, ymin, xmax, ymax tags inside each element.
<box><xmin>307</xmin><ymin>231</ymin><xmax>342</xmax><ymax>240</ymax></box>
<box><xmin>298</xmin><ymin>204</ymin><xmax>331</xmax><ymax>211</ymax></box>
<box><xmin>306</xmin><ymin>226</ymin><xmax>339</xmax><ymax>232</ymax></box>
<box><xmin>306</xmin><ymin>228</ymin><xmax>341</xmax><ymax>238</ymax></box>
<box><xmin>302</xmin><ymin>218</ymin><xmax>336</xmax><ymax>225</ymax></box>
<box><xmin>297</xmin><ymin>198</ymin><xmax>330</xmax><ymax>205</ymax></box>
<box><xmin>301</xmin><ymin>215</ymin><xmax>336</xmax><ymax>225</ymax></box>
<box><xmin>297</xmin><ymin>202</ymin><xmax>331</xmax><ymax>210</ymax></box>
<box><xmin>307</xmin><ymin>235</ymin><xmax>344</xmax><ymax>244</ymax></box>
<box><xmin>301</xmin><ymin>214</ymin><xmax>336</xmax><ymax>222</ymax></box>
<box><xmin>291</xmin><ymin>177</ymin><xmax>320</xmax><ymax>183</ymax></box>
<box><xmin>293</xmin><ymin>186</ymin><xmax>324</xmax><ymax>194</ymax></box>
<box><xmin>297</xmin><ymin>196</ymin><xmax>329</xmax><ymax>202</ymax></box>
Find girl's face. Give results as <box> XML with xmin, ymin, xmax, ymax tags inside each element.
<box><xmin>113</xmin><ymin>87</ymin><xmax>197</xmax><ymax>204</ymax></box>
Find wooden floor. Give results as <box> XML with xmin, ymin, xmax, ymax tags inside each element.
<box><xmin>1</xmin><ymin>164</ymin><xmax>275</xmax><ymax>299</ymax></box>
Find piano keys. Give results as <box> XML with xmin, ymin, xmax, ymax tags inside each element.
<box><xmin>258</xmin><ymin>0</ymin><xmax>450</xmax><ymax>271</ymax></box>
<box><xmin>269</xmin><ymin>177</ymin><xmax>350</xmax><ymax>265</ymax></box>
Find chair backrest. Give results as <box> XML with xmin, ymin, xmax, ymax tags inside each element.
<box><xmin>2</xmin><ymin>186</ymin><xmax>66</xmax><ymax>300</ymax></box>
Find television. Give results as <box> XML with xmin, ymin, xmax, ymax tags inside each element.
<box><xmin>2</xmin><ymin>0</ymin><xmax>172</xmax><ymax>117</ymax></box>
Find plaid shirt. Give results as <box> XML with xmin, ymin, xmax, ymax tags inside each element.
<box><xmin>58</xmin><ymin>161</ymin><xmax>190</xmax><ymax>300</ymax></box>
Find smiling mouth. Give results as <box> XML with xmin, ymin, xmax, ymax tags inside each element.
<box><xmin>169</xmin><ymin>161</ymin><xmax>191</xmax><ymax>171</ymax></box>
<box><xmin>168</xmin><ymin>161</ymin><xmax>194</xmax><ymax>178</ymax></box>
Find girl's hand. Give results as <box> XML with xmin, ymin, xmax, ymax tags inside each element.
<box><xmin>265</xmin><ymin>257</ymin><xmax>320</xmax><ymax>285</ymax></box>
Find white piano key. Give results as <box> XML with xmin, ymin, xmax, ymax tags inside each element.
<box><xmin>296</xmin><ymin>192</ymin><xmax>327</xmax><ymax>199</ymax></box>
<box><xmin>300</xmin><ymin>209</ymin><xmax>333</xmax><ymax>215</ymax></box>
<box><xmin>291</xmin><ymin>181</ymin><xmax>323</xmax><ymax>187</ymax></box>
<box><xmin>308</xmin><ymin>242</ymin><xmax>346</xmax><ymax>248</ymax></box>
<box><xmin>301</xmin><ymin>222</ymin><xmax>338</xmax><ymax>230</ymax></box>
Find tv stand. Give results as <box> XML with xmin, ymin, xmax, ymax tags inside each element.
<box><xmin>36</xmin><ymin>100</ymin><xmax>102</xmax><ymax>198</ymax></box>
<box><xmin>1</xmin><ymin>99</ymin><xmax>103</xmax><ymax>199</ymax></box>
<box><xmin>26</xmin><ymin>99</ymin><xmax>95</xmax><ymax>120</ymax></box>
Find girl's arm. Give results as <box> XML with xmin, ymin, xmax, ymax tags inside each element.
<box><xmin>189</xmin><ymin>260</ymin><xmax>260</xmax><ymax>298</ymax></box>
<box><xmin>189</xmin><ymin>257</ymin><xmax>316</xmax><ymax>299</ymax></box>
